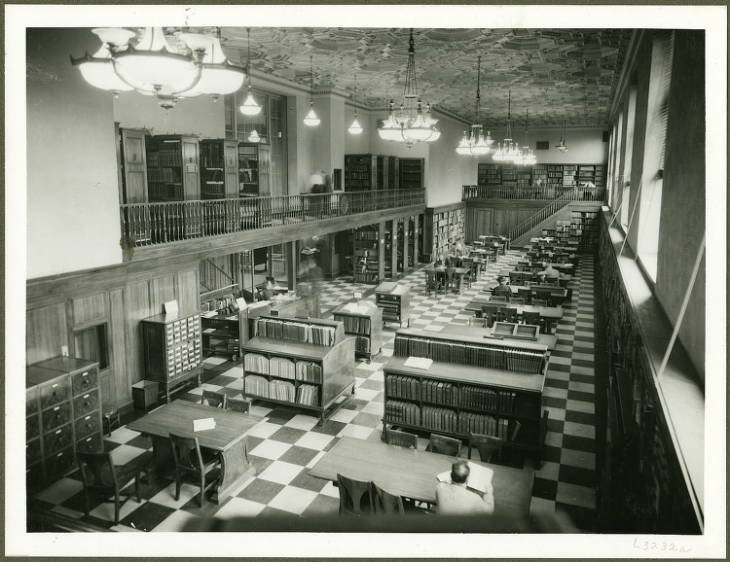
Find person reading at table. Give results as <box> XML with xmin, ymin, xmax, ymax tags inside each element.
<box><xmin>539</xmin><ymin>263</ymin><xmax>560</xmax><ymax>283</ymax></box>
<box><xmin>435</xmin><ymin>460</ymin><xmax>495</xmax><ymax>515</ymax></box>
<box><xmin>492</xmin><ymin>276</ymin><xmax>511</xmax><ymax>300</ymax></box>
<box><xmin>262</xmin><ymin>276</ymin><xmax>277</xmax><ymax>300</ymax></box>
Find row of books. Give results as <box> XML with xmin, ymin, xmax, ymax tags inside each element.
<box><xmin>244</xmin><ymin>353</ymin><xmax>269</xmax><ymax>374</ymax></box>
<box><xmin>254</xmin><ymin>318</ymin><xmax>335</xmax><ymax>347</ymax></box>
<box><xmin>269</xmin><ymin>380</ymin><xmax>296</xmax><ymax>402</ymax></box>
<box><xmin>243</xmin><ymin>374</ymin><xmax>269</xmax><ymax>398</ymax></box>
<box><xmin>270</xmin><ymin>357</ymin><xmax>296</xmax><ymax>380</ymax></box>
<box><xmin>334</xmin><ymin>315</ymin><xmax>371</xmax><ymax>335</ymax></box>
<box><xmin>296</xmin><ymin>384</ymin><xmax>319</xmax><ymax>407</ymax></box>
<box><xmin>384</xmin><ymin>400</ymin><xmax>421</xmax><ymax>426</ymax></box>
<box><xmin>385</xmin><ymin>375</ymin><xmax>421</xmax><ymax>401</ymax></box>
<box><xmin>457</xmin><ymin>413</ymin><xmax>511</xmax><ymax>439</ymax></box>
<box><xmin>296</xmin><ymin>361</ymin><xmax>323</xmax><ymax>384</ymax></box>
<box><xmin>244</xmin><ymin>354</ymin><xmax>323</xmax><ymax>383</ymax></box>
<box><xmin>355</xmin><ymin>336</ymin><xmax>371</xmax><ymax>354</ymax></box>
<box><xmin>147</xmin><ymin>149</ymin><xmax>183</xmax><ymax>168</ymax></box>
<box><xmin>461</xmin><ymin>386</ymin><xmax>517</xmax><ymax>413</ymax></box>
<box><xmin>422</xmin><ymin>406</ymin><xmax>459</xmax><ymax>433</ymax></box>
<box><xmin>354</xmin><ymin>230</ymin><xmax>379</xmax><ymax>241</ymax></box>
<box><xmin>394</xmin><ymin>335</ymin><xmax>546</xmax><ymax>374</ymax></box>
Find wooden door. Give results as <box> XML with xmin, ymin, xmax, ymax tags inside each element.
<box><xmin>223</xmin><ymin>140</ymin><xmax>239</xmax><ymax>198</ymax></box>
<box><xmin>120</xmin><ymin>128</ymin><xmax>148</xmax><ymax>203</ymax></box>
<box><xmin>258</xmin><ymin>145</ymin><xmax>271</xmax><ymax>196</ymax></box>
<box><xmin>181</xmin><ymin>137</ymin><xmax>200</xmax><ymax>200</ymax></box>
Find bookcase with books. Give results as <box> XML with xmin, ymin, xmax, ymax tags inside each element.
<box><xmin>423</xmin><ymin>203</ymin><xmax>465</xmax><ymax>262</ymax></box>
<box><xmin>562</xmin><ymin>164</ymin><xmax>578</xmax><ymax>187</ymax></box>
<box><xmin>500</xmin><ymin>164</ymin><xmax>517</xmax><ymax>189</ymax></box>
<box><xmin>332</xmin><ymin>301</ymin><xmax>384</xmax><ymax>361</ymax></box>
<box><xmin>398</xmin><ymin>158</ymin><xmax>425</xmax><ymax>189</ymax></box>
<box><xmin>145</xmin><ymin>135</ymin><xmax>200</xmax><ymax>202</ymax></box>
<box><xmin>407</xmin><ymin>217</ymin><xmax>416</xmax><ymax>269</ymax></box>
<box><xmin>382</xmin><ymin>327</ymin><xmax>549</xmax><ymax>462</ymax></box>
<box><xmin>241</xmin><ymin>316</ymin><xmax>355</xmax><ymax>422</ymax></box>
<box><xmin>571</xmin><ymin>208</ymin><xmax>601</xmax><ymax>250</ymax></box>
<box><xmin>477</xmin><ymin>163</ymin><xmax>501</xmax><ymax>186</ymax></box>
<box><xmin>141</xmin><ymin>311</ymin><xmax>203</xmax><ymax>404</ymax></box>
<box><xmin>200</xmin><ymin>139</ymin><xmax>238</xmax><ymax>199</ymax></box>
<box><xmin>375</xmin><ymin>282</ymin><xmax>411</xmax><ymax>327</ymax></box>
<box><xmin>547</xmin><ymin>164</ymin><xmax>563</xmax><ymax>192</ymax></box>
<box><xmin>353</xmin><ymin>225</ymin><xmax>380</xmax><ymax>284</ymax></box>
<box><xmin>344</xmin><ymin>154</ymin><xmax>377</xmax><ymax>191</ymax></box>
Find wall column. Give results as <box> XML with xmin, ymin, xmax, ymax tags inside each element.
<box><xmin>378</xmin><ymin>221</ymin><xmax>386</xmax><ymax>282</ymax></box>
<box><xmin>402</xmin><ymin>216</ymin><xmax>409</xmax><ymax>272</ymax></box>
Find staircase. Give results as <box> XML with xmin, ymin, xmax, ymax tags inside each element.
<box><xmin>508</xmin><ymin>198</ymin><xmax>572</xmax><ymax>247</ymax></box>
<box><xmin>200</xmin><ymin>258</ymin><xmax>238</xmax><ymax>300</ymax></box>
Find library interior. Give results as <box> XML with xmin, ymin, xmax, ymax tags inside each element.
<box><xmin>15</xmin><ymin>18</ymin><xmax>712</xmax><ymax>546</ymax></box>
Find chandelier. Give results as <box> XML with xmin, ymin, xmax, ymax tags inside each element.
<box><xmin>303</xmin><ymin>55</ymin><xmax>320</xmax><ymax>127</ymax></box>
<box><xmin>456</xmin><ymin>56</ymin><xmax>492</xmax><ymax>156</ymax></box>
<box><xmin>71</xmin><ymin>27</ymin><xmax>245</xmax><ymax>110</ymax></box>
<box><xmin>377</xmin><ymin>29</ymin><xmax>440</xmax><ymax>146</ymax></box>
<box><xmin>513</xmin><ymin>110</ymin><xmax>536</xmax><ymax>166</ymax></box>
<box><xmin>492</xmin><ymin>90</ymin><xmax>523</xmax><ymax>163</ymax></box>
<box><xmin>348</xmin><ymin>74</ymin><xmax>363</xmax><ymax>135</ymax></box>
<box><xmin>239</xmin><ymin>27</ymin><xmax>262</xmax><ymax>116</ymax></box>
<box><xmin>556</xmin><ymin>120</ymin><xmax>569</xmax><ymax>152</ymax></box>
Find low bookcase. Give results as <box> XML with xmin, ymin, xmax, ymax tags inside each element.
<box><xmin>375</xmin><ymin>282</ymin><xmax>410</xmax><ymax>327</ymax></box>
<box><xmin>332</xmin><ymin>303</ymin><xmax>383</xmax><ymax>361</ymax></box>
<box><xmin>241</xmin><ymin>315</ymin><xmax>355</xmax><ymax>423</ymax></box>
<box><xmin>383</xmin><ymin>327</ymin><xmax>549</xmax><ymax>464</ymax></box>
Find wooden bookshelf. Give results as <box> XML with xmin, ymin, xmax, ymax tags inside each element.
<box><xmin>398</xmin><ymin>158</ymin><xmax>425</xmax><ymax>189</ymax></box>
<box><xmin>477</xmin><ymin>163</ymin><xmax>606</xmax><ymax>190</ymax></box>
<box><xmin>145</xmin><ymin>135</ymin><xmax>200</xmax><ymax>202</ymax></box>
<box><xmin>344</xmin><ymin>154</ymin><xmax>377</xmax><ymax>191</ymax></box>
<box><xmin>383</xmin><ymin>327</ymin><xmax>549</xmax><ymax>462</ymax></box>
<box><xmin>353</xmin><ymin>225</ymin><xmax>380</xmax><ymax>284</ymax></box>
<box><xmin>375</xmin><ymin>282</ymin><xmax>411</xmax><ymax>327</ymax></box>
<box><xmin>200</xmin><ymin>139</ymin><xmax>238</xmax><ymax>199</ymax></box>
<box><xmin>332</xmin><ymin>302</ymin><xmax>384</xmax><ymax>361</ymax></box>
<box><xmin>238</xmin><ymin>143</ymin><xmax>262</xmax><ymax>197</ymax></box>
<box><xmin>376</xmin><ymin>155</ymin><xmax>399</xmax><ymax>190</ymax></box>
<box><xmin>423</xmin><ymin>203</ymin><xmax>465</xmax><ymax>262</ymax></box>
<box><xmin>141</xmin><ymin>311</ymin><xmax>203</xmax><ymax>404</ymax></box>
<box><xmin>241</xmin><ymin>315</ymin><xmax>355</xmax><ymax>422</ymax></box>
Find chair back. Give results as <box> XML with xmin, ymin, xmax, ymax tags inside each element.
<box><xmin>227</xmin><ymin>397</ymin><xmax>250</xmax><ymax>414</ymax></box>
<box><xmin>467</xmin><ymin>433</ymin><xmax>504</xmax><ymax>463</ymax></box>
<box><xmin>424</xmin><ymin>270</ymin><xmax>437</xmax><ymax>294</ymax></box>
<box><xmin>202</xmin><ymin>390</ymin><xmax>227</xmax><ymax>409</ymax></box>
<box><xmin>509</xmin><ymin>272</ymin><xmax>521</xmax><ymax>284</ymax></box>
<box><xmin>78</xmin><ymin>451</ymin><xmax>117</xmax><ymax>490</ymax></box>
<box><xmin>522</xmin><ymin>311</ymin><xmax>541</xmax><ymax>326</ymax></box>
<box><xmin>489</xmin><ymin>295</ymin><xmax>507</xmax><ymax>304</ymax></box>
<box><xmin>533</xmin><ymin>289</ymin><xmax>552</xmax><ymax>303</ymax></box>
<box><xmin>371</xmin><ymin>482</ymin><xmax>405</xmax><ymax>514</ymax></box>
<box><xmin>169</xmin><ymin>433</ymin><xmax>204</xmax><ymax>477</ymax></box>
<box><xmin>503</xmin><ymin>307</ymin><xmax>519</xmax><ymax>323</ymax></box>
<box><xmin>468</xmin><ymin>316</ymin><xmax>488</xmax><ymax>328</ymax></box>
<box><xmin>337</xmin><ymin>473</ymin><xmax>374</xmax><ymax>515</ymax></box>
<box><xmin>532</xmin><ymin>298</ymin><xmax>548</xmax><ymax>307</ymax></box>
<box><xmin>384</xmin><ymin>428</ymin><xmax>418</xmax><ymax>449</ymax></box>
<box><xmin>426</xmin><ymin>433</ymin><xmax>462</xmax><ymax>457</ymax></box>
<box><xmin>517</xmin><ymin>288</ymin><xmax>532</xmax><ymax>301</ymax></box>
<box><xmin>510</xmin><ymin>297</ymin><xmax>526</xmax><ymax>305</ymax></box>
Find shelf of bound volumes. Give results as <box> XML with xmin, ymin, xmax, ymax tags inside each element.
<box><xmin>383</xmin><ymin>327</ymin><xmax>549</xmax><ymax>462</ymax></box>
<box><xmin>241</xmin><ymin>315</ymin><xmax>355</xmax><ymax>422</ymax></box>
<box><xmin>332</xmin><ymin>301</ymin><xmax>383</xmax><ymax>361</ymax></box>
<box><xmin>353</xmin><ymin>225</ymin><xmax>380</xmax><ymax>284</ymax></box>
<box><xmin>375</xmin><ymin>282</ymin><xmax>411</xmax><ymax>327</ymax></box>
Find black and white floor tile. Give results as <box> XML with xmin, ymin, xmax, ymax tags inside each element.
<box><xmin>29</xmin><ymin>249</ymin><xmax>598</xmax><ymax>532</ymax></box>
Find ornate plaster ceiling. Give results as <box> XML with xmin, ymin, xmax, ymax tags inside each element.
<box><xmin>185</xmin><ymin>27</ymin><xmax>632</xmax><ymax>127</ymax></box>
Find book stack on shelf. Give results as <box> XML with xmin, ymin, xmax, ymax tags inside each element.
<box><xmin>562</xmin><ymin>164</ymin><xmax>577</xmax><ymax>187</ymax></box>
<box><xmin>396</xmin><ymin>220</ymin><xmax>405</xmax><ymax>273</ymax></box>
<box><xmin>398</xmin><ymin>158</ymin><xmax>425</xmax><ymax>189</ymax></box>
<box><xmin>595</xmin><ymin>164</ymin><xmax>606</xmax><ymax>187</ymax></box>
<box><xmin>333</xmin><ymin>301</ymin><xmax>383</xmax><ymax>361</ymax></box>
<box><xmin>547</xmin><ymin>165</ymin><xmax>563</xmax><ymax>191</ymax></box>
<box><xmin>517</xmin><ymin>168</ymin><xmax>532</xmax><ymax>191</ymax></box>
<box><xmin>238</xmin><ymin>144</ymin><xmax>260</xmax><ymax>197</ymax></box>
<box><xmin>477</xmin><ymin>163</ymin><xmax>501</xmax><ymax>186</ymax></box>
<box><xmin>532</xmin><ymin>164</ymin><xmax>548</xmax><ymax>188</ymax></box>
<box><xmin>344</xmin><ymin>154</ymin><xmax>377</xmax><ymax>191</ymax></box>
<box><xmin>500</xmin><ymin>165</ymin><xmax>517</xmax><ymax>188</ymax></box>
<box><xmin>577</xmin><ymin>164</ymin><xmax>596</xmax><ymax>185</ymax></box>
<box><xmin>424</xmin><ymin>204</ymin><xmax>465</xmax><ymax>261</ymax></box>
<box><xmin>571</xmin><ymin>209</ymin><xmax>600</xmax><ymax>250</ymax></box>
<box><xmin>199</xmin><ymin>139</ymin><xmax>237</xmax><ymax>200</ymax></box>
<box><xmin>146</xmin><ymin>136</ymin><xmax>195</xmax><ymax>202</ymax></box>
<box><xmin>375</xmin><ymin>282</ymin><xmax>411</xmax><ymax>327</ymax></box>
<box><xmin>241</xmin><ymin>315</ymin><xmax>355</xmax><ymax>422</ymax></box>
<box><xmin>383</xmin><ymin>326</ymin><xmax>550</xmax><ymax>460</ymax></box>
<box><xmin>407</xmin><ymin>218</ymin><xmax>416</xmax><ymax>269</ymax></box>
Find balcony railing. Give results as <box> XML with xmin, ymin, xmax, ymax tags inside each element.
<box><xmin>120</xmin><ymin>189</ymin><xmax>425</xmax><ymax>249</ymax></box>
<box><xmin>462</xmin><ymin>184</ymin><xmax>606</xmax><ymax>201</ymax></box>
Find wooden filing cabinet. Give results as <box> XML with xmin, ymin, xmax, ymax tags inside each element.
<box><xmin>141</xmin><ymin>311</ymin><xmax>203</xmax><ymax>404</ymax></box>
<box><xmin>26</xmin><ymin>357</ymin><xmax>102</xmax><ymax>492</ymax></box>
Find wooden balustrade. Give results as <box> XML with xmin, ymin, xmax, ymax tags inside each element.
<box><xmin>119</xmin><ymin>189</ymin><xmax>425</xmax><ymax>248</ymax></box>
<box><xmin>463</xmin><ymin>184</ymin><xmax>606</xmax><ymax>201</ymax></box>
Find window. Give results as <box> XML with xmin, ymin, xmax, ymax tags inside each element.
<box><xmin>612</xmin><ymin>112</ymin><xmax>624</xmax><ymax>214</ymax></box>
<box><xmin>74</xmin><ymin>324</ymin><xmax>109</xmax><ymax>370</ymax></box>
<box><xmin>637</xmin><ymin>32</ymin><xmax>675</xmax><ymax>281</ymax></box>
<box><xmin>620</xmin><ymin>86</ymin><xmax>638</xmax><ymax>230</ymax></box>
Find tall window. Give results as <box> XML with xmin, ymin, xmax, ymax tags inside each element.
<box><xmin>620</xmin><ymin>86</ymin><xmax>638</xmax><ymax>230</ymax></box>
<box><xmin>607</xmin><ymin>123</ymin><xmax>618</xmax><ymax>207</ymax></box>
<box><xmin>637</xmin><ymin>32</ymin><xmax>675</xmax><ymax>281</ymax></box>
<box><xmin>612</xmin><ymin>112</ymin><xmax>624</xmax><ymax>215</ymax></box>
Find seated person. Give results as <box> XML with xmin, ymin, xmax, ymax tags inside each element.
<box><xmin>435</xmin><ymin>460</ymin><xmax>495</xmax><ymax>515</ymax></box>
<box><xmin>539</xmin><ymin>262</ymin><xmax>560</xmax><ymax>282</ymax></box>
<box><xmin>491</xmin><ymin>276</ymin><xmax>512</xmax><ymax>300</ymax></box>
<box><xmin>262</xmin><ymin>276</ymin><xmax>277</xmax><ymax>300</ymax></box>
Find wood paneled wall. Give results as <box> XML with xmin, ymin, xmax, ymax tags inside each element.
<box><xmin>465</xmin><ymin>201</ymin><xmax>546</xmax><ymax>241</ymax></box>
<box><xmin>26</xmin><ymin>265</ymin><xmax>200</xmax><ymax>410</ymax></box>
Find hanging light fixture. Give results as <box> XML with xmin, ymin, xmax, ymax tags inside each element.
<box><xmin>71</xmin><ymin>27</ymin><xmax>245</xmax><ymax>109</ymax></box>
<box><xmin>239</xmin><ymin>27</ymin><xmax>262</xmax><ymax>116</ymax></box>
<box><xmin>456</xmin><ymin>55</ymin><xmax>492</xmax><ymax>157</ymax></box>
<box><xmin>557</xmin><ymin>120</ymin><xmax>569</xmax><ymax>152</ymax></box>
<box><xmin>348</xmin><ymin>74</ymin><xmax>363</xmax><ymax>135</ymax></box>
<box><xmin>516</xmin><ymin>110</ymin><xmax>536</xmax><ymax>166</ymax></box>
<box><xmin>303</xmin><ymin>55</ymin><xmax>320</xmax><ymax>127</ymax></box>
<box><xmin>377</xmin><ymin>29</ymin><xmax>440</xmax><ymax>146</ymax></box>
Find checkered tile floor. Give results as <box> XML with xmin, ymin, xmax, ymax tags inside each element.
<box><xmin>29</xmin><ymin>249</ymin><xmax>598</xmax><ymax>532</ymax></box>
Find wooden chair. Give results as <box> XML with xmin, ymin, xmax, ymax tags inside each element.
<box><xmin>226</xmin><ymin>397</ymin><xmax>251</xmax><ymax>414</ymax></box>
<box><xmin>201</xmin><ymin>390</ymin><xmax>227</xmax><ymax>409</ymax></box>
<box><xmin>517</xmin><ymin>288</ymin><xmax>532</xmax><ymax>303</ymax></box>
<box><xmin>480</xmin><ymin>306</ymin><xmax>498</xmax><ymax>328</ymax></box>
<box><xmin>532</xmin><ymin>298</ymin><xmax>549</xmax><ymax>307</ymax></box>
<box><xmin>510</xmin><ymin>297</ymin><xmax>526</xmax><ymax>305</ymax></box>
<box><xmin>370</xmin><ymin>482</ymin><xmax>405</xmax><ymax>515</ymax></box>
<box><xmin>489</xmin><ymin>295</ymin><xmax>507</xmax><ymax>304</ymax></box>
<box><xmin>521</xmin><ymin>310</ymin><xmax>542</xmax><ymax>329</ymax></box>
<box><xmin>425</xmin><ymin>433</ymin><xmax>462</xmax><ymax>457</ymax></box>
<box><xmin>169</xmin><ymin>432</ymin><xmax>222</xmax><ymax>507</ymax></box>
<box><xmin>468</xmin><ymin>315</ymin><xmax>488</xmax><ymax>328</ymax></box>
<box><xmin>467</xmin><ymin>433</ymin><xmax>505</xmax><ymax>464</ymax></box>
<box><xmin>336</xmin><ymin>473</ymin><xmax>374</xmax><ymax>515</ymax></box>
<box><xmin>502</xmin><ymin>307</ymin><xmax>519</xmax><ymax>323</ymax></box>
<box><xmin>446</xmin><ymin>268</ymin><xmax>457</xmax><ymax>293</ymax></box>
<box><xmin>77</xmin><ymin>451</ymin><xmax>153</xmax><ymax>525</ymax></box>
<box><xmin>533</xmin><ymin>289</ymin><xmax>553</xmax><ymax>306</ymax></box>
<box><xmin>383</xmin><ymin>427</ymin><xmax>418</xmax><ymax>449</ymax></box>
<box><xmin>424</xmin><ymin>270</ymin><xmax>437</xmax><ymax>296</ymax></box>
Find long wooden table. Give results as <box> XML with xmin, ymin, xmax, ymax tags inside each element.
<box><xmin>309</xmin><ymin>437</ymin><xmax>534</xmax><ymax>520</ymax></box>
<box><xmin>466</xmin><ymin>299</ymin><xmax>564</xmax><ymax>334</ymax></box>
<box><xmin>127</xmin><ymin>400</ymin><xmax>260</xmax><ymax>503</ymax></box>
<box><xmin>435</xmin><ymin>323</ymin><xmax>557</xmax><ymax>351</ymax></box>
<box><xmin>423</xmin><ymin>265</ymin><xmax>471</xmax><ymax>293</ymax></box>
<box><xmin>486</xmin><ymin>283</ymin><xmax>570</xmax><ymax>300</ymax></box>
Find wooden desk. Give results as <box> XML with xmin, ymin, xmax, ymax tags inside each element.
<box><xmin>437</xmin><ymin>323</ymin><xmax>557</xmax><ymax>351</ymax></box>
<box><xmin>127</xmin><ymin>401</ymin><xmax>260</xmax><ymax>503</ymax></box>
<box><xmin>466</xmin><ymin>298</ymin><xmax>564</xmax><ymax>319</ymax></box>
<box><xmin>309</xmin><ymin>437</ymin><xmax>534</xmax><ymax>519</ymax></box>
<box><xmin>423</xmin><ymin>266</ymin><xmax>470</xmax><ymax>293</ymax></box>
<box><xmin>486</xmin><ymin>284</ymin><xmax>569</xmax><ymax>300</ymax></box>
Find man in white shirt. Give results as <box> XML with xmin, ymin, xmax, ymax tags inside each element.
<box><xmin>435</xmin><ymin>460</ymin><xmax>495</xmax><ymax>515</ymax></box>
<box><xmin>539</xmin><ymin>262</ymin><xmax>560</xmax><ymax>283</ymax></box>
